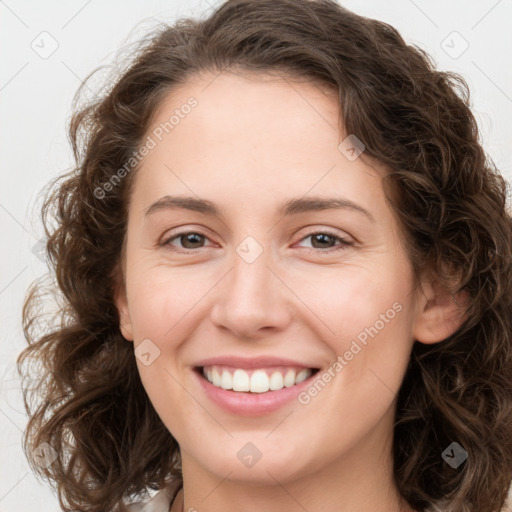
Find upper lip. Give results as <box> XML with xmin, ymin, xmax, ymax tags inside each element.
<box><xmin>194</xmin><ymin>356</ymin><xmax>319</xmax><ymax>370</ymax></box>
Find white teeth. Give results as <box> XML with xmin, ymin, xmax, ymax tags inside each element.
<box><xmin>220</xmin><ymin>370</ymin><xmax>232</xmax><ymax>390</ymax></box>
<box><xmin>203</xmin><ymin>366</ymin><xmax>313</xmax><ymax>393</ymax></box>
<box><xmin>250</xmin><ymin>370</ymin><xmax>269</xmax><ymax>393</ymax></box>
<box><xmin>269</xmin><ymin>371</ymin><xmax>284</xmax><ymax>390</ymax></box>
<box><xmin>283</xmin><ymin>369</ymin><xmax>296</xmax><ymax>388</ymax></box>
<box><xmin>232</xmin><ymin>369</ymin><xmax>250</xmax><ymax>391</ymax></box>
<box><xmin>295</xmin><ymin>369</ymin><xmax>310</xmax><ymax>383</ymax></box>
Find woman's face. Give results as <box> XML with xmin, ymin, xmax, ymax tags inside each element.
<box><xmin>115</xmin><ymin>71</ymin><xmax>432</xmax><ymax>489</ymax></box>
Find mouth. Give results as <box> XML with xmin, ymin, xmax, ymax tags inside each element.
<box><xmin>194</xmin><ymin>365</ymin><xmax>321</xmax><ymax>393</ymax></box>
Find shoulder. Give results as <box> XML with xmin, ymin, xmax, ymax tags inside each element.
<box><xmin>125</xmin><ymin>481</ymin><xmax>182</xmax><ymax>512</ymax></box>
<box><xmin>124</xmin><ymin>480</ymin><xmax>512</xmax><ymax>512</ymax></box>
<box><xmin>424</xmin><ymin>484</ymin><xmax>512</xmax><ymax>512</ymax></box>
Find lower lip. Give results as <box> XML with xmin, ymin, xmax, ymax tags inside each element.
<box><xmin>194</xmin><ymin>368</ymin><xmax>318</xmax><ymax>416</ymax></box>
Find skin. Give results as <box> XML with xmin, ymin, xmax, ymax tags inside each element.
<box><xmin>114</xmin><ymin>70</ymin><xmax>465</xmax><ymax>512</ymax></box>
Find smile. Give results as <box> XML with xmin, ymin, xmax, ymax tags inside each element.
<box><xmin>199</xmin><ymin>365</ymin><xmax>319</xmax><ymax>393</ymax></box>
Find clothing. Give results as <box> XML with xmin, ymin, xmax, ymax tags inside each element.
<box><xmin>126</xmin><ymin>481</ymin><xmax>512</xmax><ymax>512</ymax></box>
<box><xmin>126</xmin><ymin>481</ymin><xmax>180</xmax><ymax>512</ymax></box>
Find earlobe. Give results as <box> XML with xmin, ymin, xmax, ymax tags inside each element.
<box><xmin>112</xmin><ymin>269</ymin><xmax>134</xmax><ymax>342</ymax></box>
<box><xmin>413</xmin><ymin>278</ymin><xmax>469</xmax><ymax>345</ymax></box>
<box><xmin>118</xmin><ymin>301</ymin><xmax>134</xmax><ymax>342</ymax></box>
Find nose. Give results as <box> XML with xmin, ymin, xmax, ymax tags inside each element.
<box><xmin>209</xmin><ymin>245</ymin><xmax>293</xmax><ymax>339</ymax></box>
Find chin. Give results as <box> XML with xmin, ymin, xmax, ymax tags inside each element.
<box><xmin>190</xmin><ymin>437</ymin><xmax>313</xmax><ymax>485</ymax></box>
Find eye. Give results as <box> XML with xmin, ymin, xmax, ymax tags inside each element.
<box><xmin>295</xmin><ymin>230</ymin><xmax>353</xmax><ymax>252</ymax></box>
<box><xmin>161</xmin><ymin>229</ymin><xmax>353</xmax><ymax>253</ymax></box>
<box><xmin>161</xmin><ymin>231</ymin><xmax>213</xmax><ymax>251</ymax></box>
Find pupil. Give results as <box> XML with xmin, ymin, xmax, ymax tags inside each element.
<box><xmin>312</xmin><ymin>233</ymin><xmax>332</xmax><ymax>248</ymax></box>
<box><xmin>183</xmin><ymin>233</ymin><xmax>203</xmax><ymax>248</ymax></box>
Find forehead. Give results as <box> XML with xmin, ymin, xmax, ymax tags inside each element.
<box><xmin>148</xmin><ymin>69</ymin><xmax>341</xmax><ymax>150</ymax></box>
<box><xmin>129</xmin><ymin>70</ymin><xmax>388</xmax><ymax>220</ymax></box>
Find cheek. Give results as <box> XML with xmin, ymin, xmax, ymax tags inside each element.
<box><xmin>288</xmin><ymin>262</ymin><xmax>410</xmax><ymax>340</ymax></box>
<box><xmin>288</xmin><ymin>259</ymin><xmax>415</xmax><ymax>385</ymax></box>
<box><xmin>126</xmin><ymin>263</ymin><xmax>205</xmax><ymax>340</ymax></box>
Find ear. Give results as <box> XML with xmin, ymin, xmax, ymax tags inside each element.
<box><xmin>111</xmin><ymin>264</ymin><xmax>134</xmax><ymax>342</ymax></box>
<box><xmin>413</xmin><ymin>274</ymin><xmax>469</xmax><ymax>344</ymax></box>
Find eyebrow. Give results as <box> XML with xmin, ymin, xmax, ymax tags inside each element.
<box><xmin>144</xmin><ymin>195</ymin><xmax>375</xmax><ymax>222</ymax></box>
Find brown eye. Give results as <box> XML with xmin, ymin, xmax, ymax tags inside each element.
<box><xmin>179</xmin><ymin>232</ymin><xmax>205</xmax><ymax>249</ymax></box>
<box><xmin>296</xmin><ymin>231</ymin><xmax>353</xmax><ymax>252</ymax></box>
<box><xmin>309</xmin><ymin>233</ymin><xmax>338</xmax><ymax>249</ymax></box>
<box><xmin>163</xmin><ymin>231</ymin><xmax>210</xmax><ymax>250</ymax></box>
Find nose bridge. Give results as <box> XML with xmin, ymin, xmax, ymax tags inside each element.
<box><xmin>210</xmin><ymin>234</ymin><xmax>291</xmax><ymax>336</ymax></box>
<box><xmin>233</xmin><ymin>235</ymin><xmax>272</xmax><ymax>300</ymax></box>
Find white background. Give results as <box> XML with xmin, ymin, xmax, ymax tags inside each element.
<box><xmin>1</xmin><ymin>0</ymin><xmax>511</xmax><ymax>510</ymax></box>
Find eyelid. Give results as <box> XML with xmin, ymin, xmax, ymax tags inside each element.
<box><xmin>296</xmin><ymin>226</ymin><xmax>353</xmax><ymax>243</ymax></box>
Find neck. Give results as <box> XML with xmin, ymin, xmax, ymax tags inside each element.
<box><xmin>174</xmin><ymin>413</ymin><xmax>414</xmax><ymax>512</ymax></box>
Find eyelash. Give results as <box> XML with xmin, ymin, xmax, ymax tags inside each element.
<box><xmin>160</xmin><ymin>229</ymin><xmax>353</xmax><ymax>254</ymax></box>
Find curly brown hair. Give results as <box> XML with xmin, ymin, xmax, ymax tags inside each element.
<box><xmin>18</xmin><ymin>0</ymin><xmax>512</xmax><ymax>511</ymax></box>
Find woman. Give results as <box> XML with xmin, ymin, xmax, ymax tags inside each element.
<box><xmin>18</xmin><ymin>0</ymin><xmax>512</xmax><ymax>511</ymax></box>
